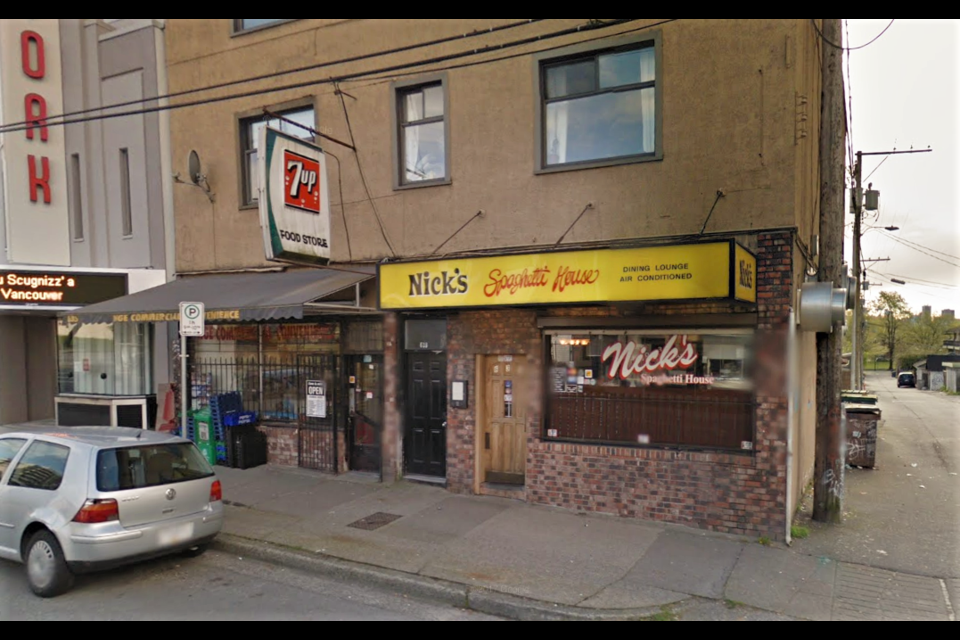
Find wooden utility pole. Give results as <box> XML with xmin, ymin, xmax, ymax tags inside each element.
<box><xmin>813</xmin><ymin>18</ymin><xmax>846</xmax><ymax>524</ymax></box>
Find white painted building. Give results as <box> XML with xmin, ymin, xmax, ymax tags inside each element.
<box><xmin>0</xmin><ymin>19</ymin><xmax>171</xmax><ymax>425</ymax></box>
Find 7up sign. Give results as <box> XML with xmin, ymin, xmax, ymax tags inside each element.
<box><xmin>284</xmin><ymin>150</ymin><xmax>321</xmax><ymax>214</ymax></box>
<box><xmin>259</xmin><ymin>127</ymin><xmax>332</xmax><ymax>266</ymax></box>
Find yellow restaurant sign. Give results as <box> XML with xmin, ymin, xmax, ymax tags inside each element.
<box><xmin>379</xmin><ymin>241</ymin><xmax>758</xmax><ymax>310</ymax></box>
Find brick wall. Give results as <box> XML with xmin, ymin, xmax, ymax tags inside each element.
<box><xmin>443</xmin><ymin>231</ymin><xmax>795</xmax><ymax>539</ymax></box>
<box><xmin>260</xmin><ymin>425</ymin><xmax>298</xmax><ymax>467</ymax></box>
<box><xmin>260</xmin><ymin>425</ymin><xmax>347</xmax><ymax>471</ymax></box>
<box><xmin>382</xmin><ymin>313</ymin><xmax>402</xmax><ymax>481</ymax></box>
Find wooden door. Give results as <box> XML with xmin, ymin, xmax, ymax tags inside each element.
<box><xmin>405</xmin><ymin>353</ymin><xmax>447</xmax><ymax>477</ymax></box>
<box><xmin>484</xmin><ymin>357</ymin><xmax>526</xmax><ymax>485</ymax></box>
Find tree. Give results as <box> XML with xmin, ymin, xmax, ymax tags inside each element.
<box><xmin>903</xmin><ymin>312</ymin><xmax>956</xmax><ymax>358</ymax></box>
<box><xmin>871</xmin><ymin>292</ymin><xmax>911</xmax><ymax>371</ymax></box>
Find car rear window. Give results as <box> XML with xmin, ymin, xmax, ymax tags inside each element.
<box><xmin>97</xmin><ymin>443</ymin><xmax>214</xmax><ymax>492</ymax></box>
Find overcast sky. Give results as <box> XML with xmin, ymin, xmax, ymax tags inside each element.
<box><xmin>847</xmin><ymin>19</ymin><xmax>960</xmax><ymax>315</ymax></box>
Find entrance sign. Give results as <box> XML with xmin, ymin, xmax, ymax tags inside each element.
<box><xmin>379</xmin><ymin>241</ymin><xmax>758</xmax><ymax>310</ymax></box>
<box><xmin>179</xmin><ymin>302</ymin><xmax>205</xmax><ymax>337</ymax></box>
<box><xmin>306</xmin><ymin>380</ymin><xmax>327</xmax><ymax>419</ymax></box>
<box><xmin>258</xmin><ymin>127</ymin><xmax>332</xmax><ymax>266</ymax></box>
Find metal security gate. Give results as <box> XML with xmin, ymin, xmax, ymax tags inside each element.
<box><xmin>297</xmin><ymin>355</ymin><xmax>340</xmax><ymax>472</ymax></box>
<box><xmin>189</xmin><ymin>353</ymin><xmax>341</xmax><ymax>474</ymax></box>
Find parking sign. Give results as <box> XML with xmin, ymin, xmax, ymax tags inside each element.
<box><xmin>179</xmin><ymin>302</ymin><xmax>205</xmax><ymax>338</ymax></box>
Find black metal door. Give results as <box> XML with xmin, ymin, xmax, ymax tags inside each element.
<box><xmin>405</xmin><ymin>353</ymin><xmax>447</xmax><ymax>477</ymax></box>
<box><xmin>298</xmin><ymin>355</ymin><xmax>339</xmax><ymax>473</ymax></box>
<box><xmin>346</xmin><ymin>355</ymin><xmax>383</xmax><ymax>474</ymax></box>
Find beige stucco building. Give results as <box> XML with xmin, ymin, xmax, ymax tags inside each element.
<box><xmin>154</xmin><ymin>19</ymin><xmax>827</xmax><ymax>539</ymax></box>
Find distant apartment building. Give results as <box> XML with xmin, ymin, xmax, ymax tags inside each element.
<box><xmin>0</xmin><ymin>19</ymin><xmax>171</xmax><ymax>426</ymax></box>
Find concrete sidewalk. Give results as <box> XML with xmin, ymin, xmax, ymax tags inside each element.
<box><xmin>214</xmin><ymin>466</ymin><xmax>956</xmax><ymax>621</ymax></box>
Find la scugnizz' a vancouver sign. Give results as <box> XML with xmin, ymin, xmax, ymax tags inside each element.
<box><xmin>601</xmin><ymin>336</ymin><xmax>716</xmax><ymax>386</ymax></box>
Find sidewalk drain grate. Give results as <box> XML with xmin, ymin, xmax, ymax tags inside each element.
<box><xmin>347</xmin><ymin>512</ymin><xmax>403</xmax><ymax>531</ymax></box>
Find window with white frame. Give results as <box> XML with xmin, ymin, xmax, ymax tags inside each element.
<box><xmin>395</xmin><ymin>82</ymin><xmax>448</xmax><ymax>186</ymax></box>
<box><xmin>239</xmin><ymin>107</ymin><xmax>315</xmax><ymax>206</ymax></box>
<box><xmin>538</xmin><ymin>38</ymin><xmax>659</xmax><ymax>170</ymax></box>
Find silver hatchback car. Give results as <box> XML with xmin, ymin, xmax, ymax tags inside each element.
<box><xmin>0</xmin><ymin>428</ymin><xmax>224</xmax><ymax>597</ymax></box>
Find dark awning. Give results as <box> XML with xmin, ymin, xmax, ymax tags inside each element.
<box><xmin>61</xmin><ymin>267</ymin><xmax>375</xmax><ymax>325</ymax></box>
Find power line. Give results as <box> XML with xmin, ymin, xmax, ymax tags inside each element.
<box><xmin>874</xmin><ymin>272</ymin><xmax>958</xmax><ymax>289</ymax></box>
<box><xmin>878</xmin><ymin>232</ymin><xmax>960</xmax><ymax>268</ymax></box>
<box><xmin>326</xmin><ymin>151</ymin><xmax>353</xmax><ymax>262</ymax></box>
<box><xmin>335</xmin><ymin>82</ymin><xmax>397</xmax><ymax>258</ymax></box>
<box><xmin>811</xmin><ymin>19</ymin><xmax>895</xmax><ymax>51</ymax></box>
<box><xmin>843</xmin><ymin>20</ymin><xmax>855</xmax><ymax>162</ymax></box>
<box><xmin>0</xmin><ymin>19</ymin><xmax>545</xmax><ymax>133</ymax></box>
<box><xmin>356</xmin><ymin>19</ymin><xmax>679</xmax><ymax>84</ymax></box>
<box><xmin>0</xmin><ymin>19</ymin><xmax>654</xmax><ymax>135</ymax></box>
<box><xmin>863</xmin><ymin>155</ymin><xmax>890</xmax><ymax>182</ymax></box>
<box><xmin>879</xmin><ymin>231</ymin><xmax>960</xmax><ymax>261</ymax></box>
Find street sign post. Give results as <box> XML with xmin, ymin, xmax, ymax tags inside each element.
<box><xmin>179</xmin><ymin>302</ymin><xmax>205</xmax><ymax>337</ymax></box>
<box><xmin>178</xmin><ymin>302</ymin><xmax>205</xmax><ymax>437</ymax></box>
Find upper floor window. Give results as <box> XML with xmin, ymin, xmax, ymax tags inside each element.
<box><xmin>394</xmin><ymin>79</ymin><xmax>449</xmax><ymax>188</ymax></box>
<box><xmin>233</xmin><ymin>19</ymin><xmax>292</xmax><ymax>34</ymax></box>
<box><xmin>239</xmin><ymin>106</ymin><xmax>315</xmax><ymax>206</ymax></box>
<box><xmin>536</xmin><ymin>34</ymin><xmax>661</xmax><ymax>172</ymax></box>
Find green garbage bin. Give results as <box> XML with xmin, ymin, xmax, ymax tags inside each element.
<box><xmin>192</xmin><ymin>409</ymin><xmax>216</xmax><ymax>467</ymax></box>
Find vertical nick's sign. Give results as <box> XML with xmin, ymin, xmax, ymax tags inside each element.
<box><xmin>0</xmin><ymin>19</ymin><xmax>71</xmax><ymax>266</ymax></box>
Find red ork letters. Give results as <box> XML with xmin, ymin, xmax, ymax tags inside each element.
<box><xmin>24</xmin><ymin>93</ymin><xmax>48</xmax><ymax>142</ymax></box>
<box><xmin>20</xmin><ymin>29</ymin><xmax>53</xmax><ymax>207</ymax></box>
<box><xmin>20</xmin><ymin>31</ymin><xmax>45</xmax><ymax>79</ymax></box>
<box><xmin>28</xmin><ymin>156</ymin><xmax>51</xmax><ymax>204</ymax></box>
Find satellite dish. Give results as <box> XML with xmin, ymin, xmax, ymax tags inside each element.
<box><xmin>188</xmin><ymin>150</ymin><xmax>202</xmax><ymax>186</ymax></box>
<box><xmin>175</xmin><ymin>150</ymin><xmax>214</xmax><ymax>202</ymax></box>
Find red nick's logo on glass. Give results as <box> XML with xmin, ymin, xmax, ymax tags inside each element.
<box><xmin>283</xmin><ymin>150</ymin><xmax>321</xmax><ymax>214</ymax></box>
<box><xmin>601</xmin><ymin>336</ymin><xmax>699</xmax><ymax>381</ymax></box>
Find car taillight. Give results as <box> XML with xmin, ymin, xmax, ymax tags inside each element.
<box><xmin>210</xmin><ymin>480</ymin><xmax>222</xmax><ymax>503</ymax></box>
<box><xmin>73</xmin><ymin>499</ymin><xmax>119</xmax><ymax>524</ymax></box>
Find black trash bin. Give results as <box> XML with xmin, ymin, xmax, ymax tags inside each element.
<box><xmin>223</xmin><ymin>423</ymin><xmax>260</xmax><ymax>469</ymax></box>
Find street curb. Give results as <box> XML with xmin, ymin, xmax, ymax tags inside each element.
<box><xmin>214</xmin><ymin>534</ymin><xmax>686</xmax><ymax>621</ymax></box>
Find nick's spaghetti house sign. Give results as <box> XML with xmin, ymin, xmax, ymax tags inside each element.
<box><xmin>378</xmin><ymin>241</ymin><xmax>757</xmax><ymax>310</ymax></box>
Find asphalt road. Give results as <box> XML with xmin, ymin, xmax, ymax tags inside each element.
<box><xmin>793</xmin><ymin>371</ymin><xmax>960</xmax><ymax>579</ymax></box>
<box><xmin>0</xmin><ymin>549</ymin><xmax>499</xmax><ymax>621</ymax></box>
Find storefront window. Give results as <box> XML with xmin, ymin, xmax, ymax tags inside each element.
<box><xmin>545</xmin><ymin>330</ymin><xmax>755</xmax><ymax>451</ymax></box>
<box><xmin>191</xmin><ymin>322</ymin><xmax>340</xmax><ymax>423</ymax></box>
<box><xmin>58</xmin><ymin>323</ymin><xmax>155</xmax><ymax>396</ymax></box>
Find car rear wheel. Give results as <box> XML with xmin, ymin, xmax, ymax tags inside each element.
<box><xmin>25</xmin><ymin>530</ymin><xmax>74</xmax><ymax>598</ymax></box>
<box><xmin>182</xmin><ymin>544</ymin><xmax>209</xmax><ymax>559</ymax></box>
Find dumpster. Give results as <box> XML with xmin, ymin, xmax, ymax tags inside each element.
<box><xmin>845</xmin><ymin>403</ymin><xmax>880</xmax><ymax>469</ymax></box>
<box><xmin>192</xmin><ymin>409</ymin><xmax>217</xmax><ymax>467</ymax></box>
